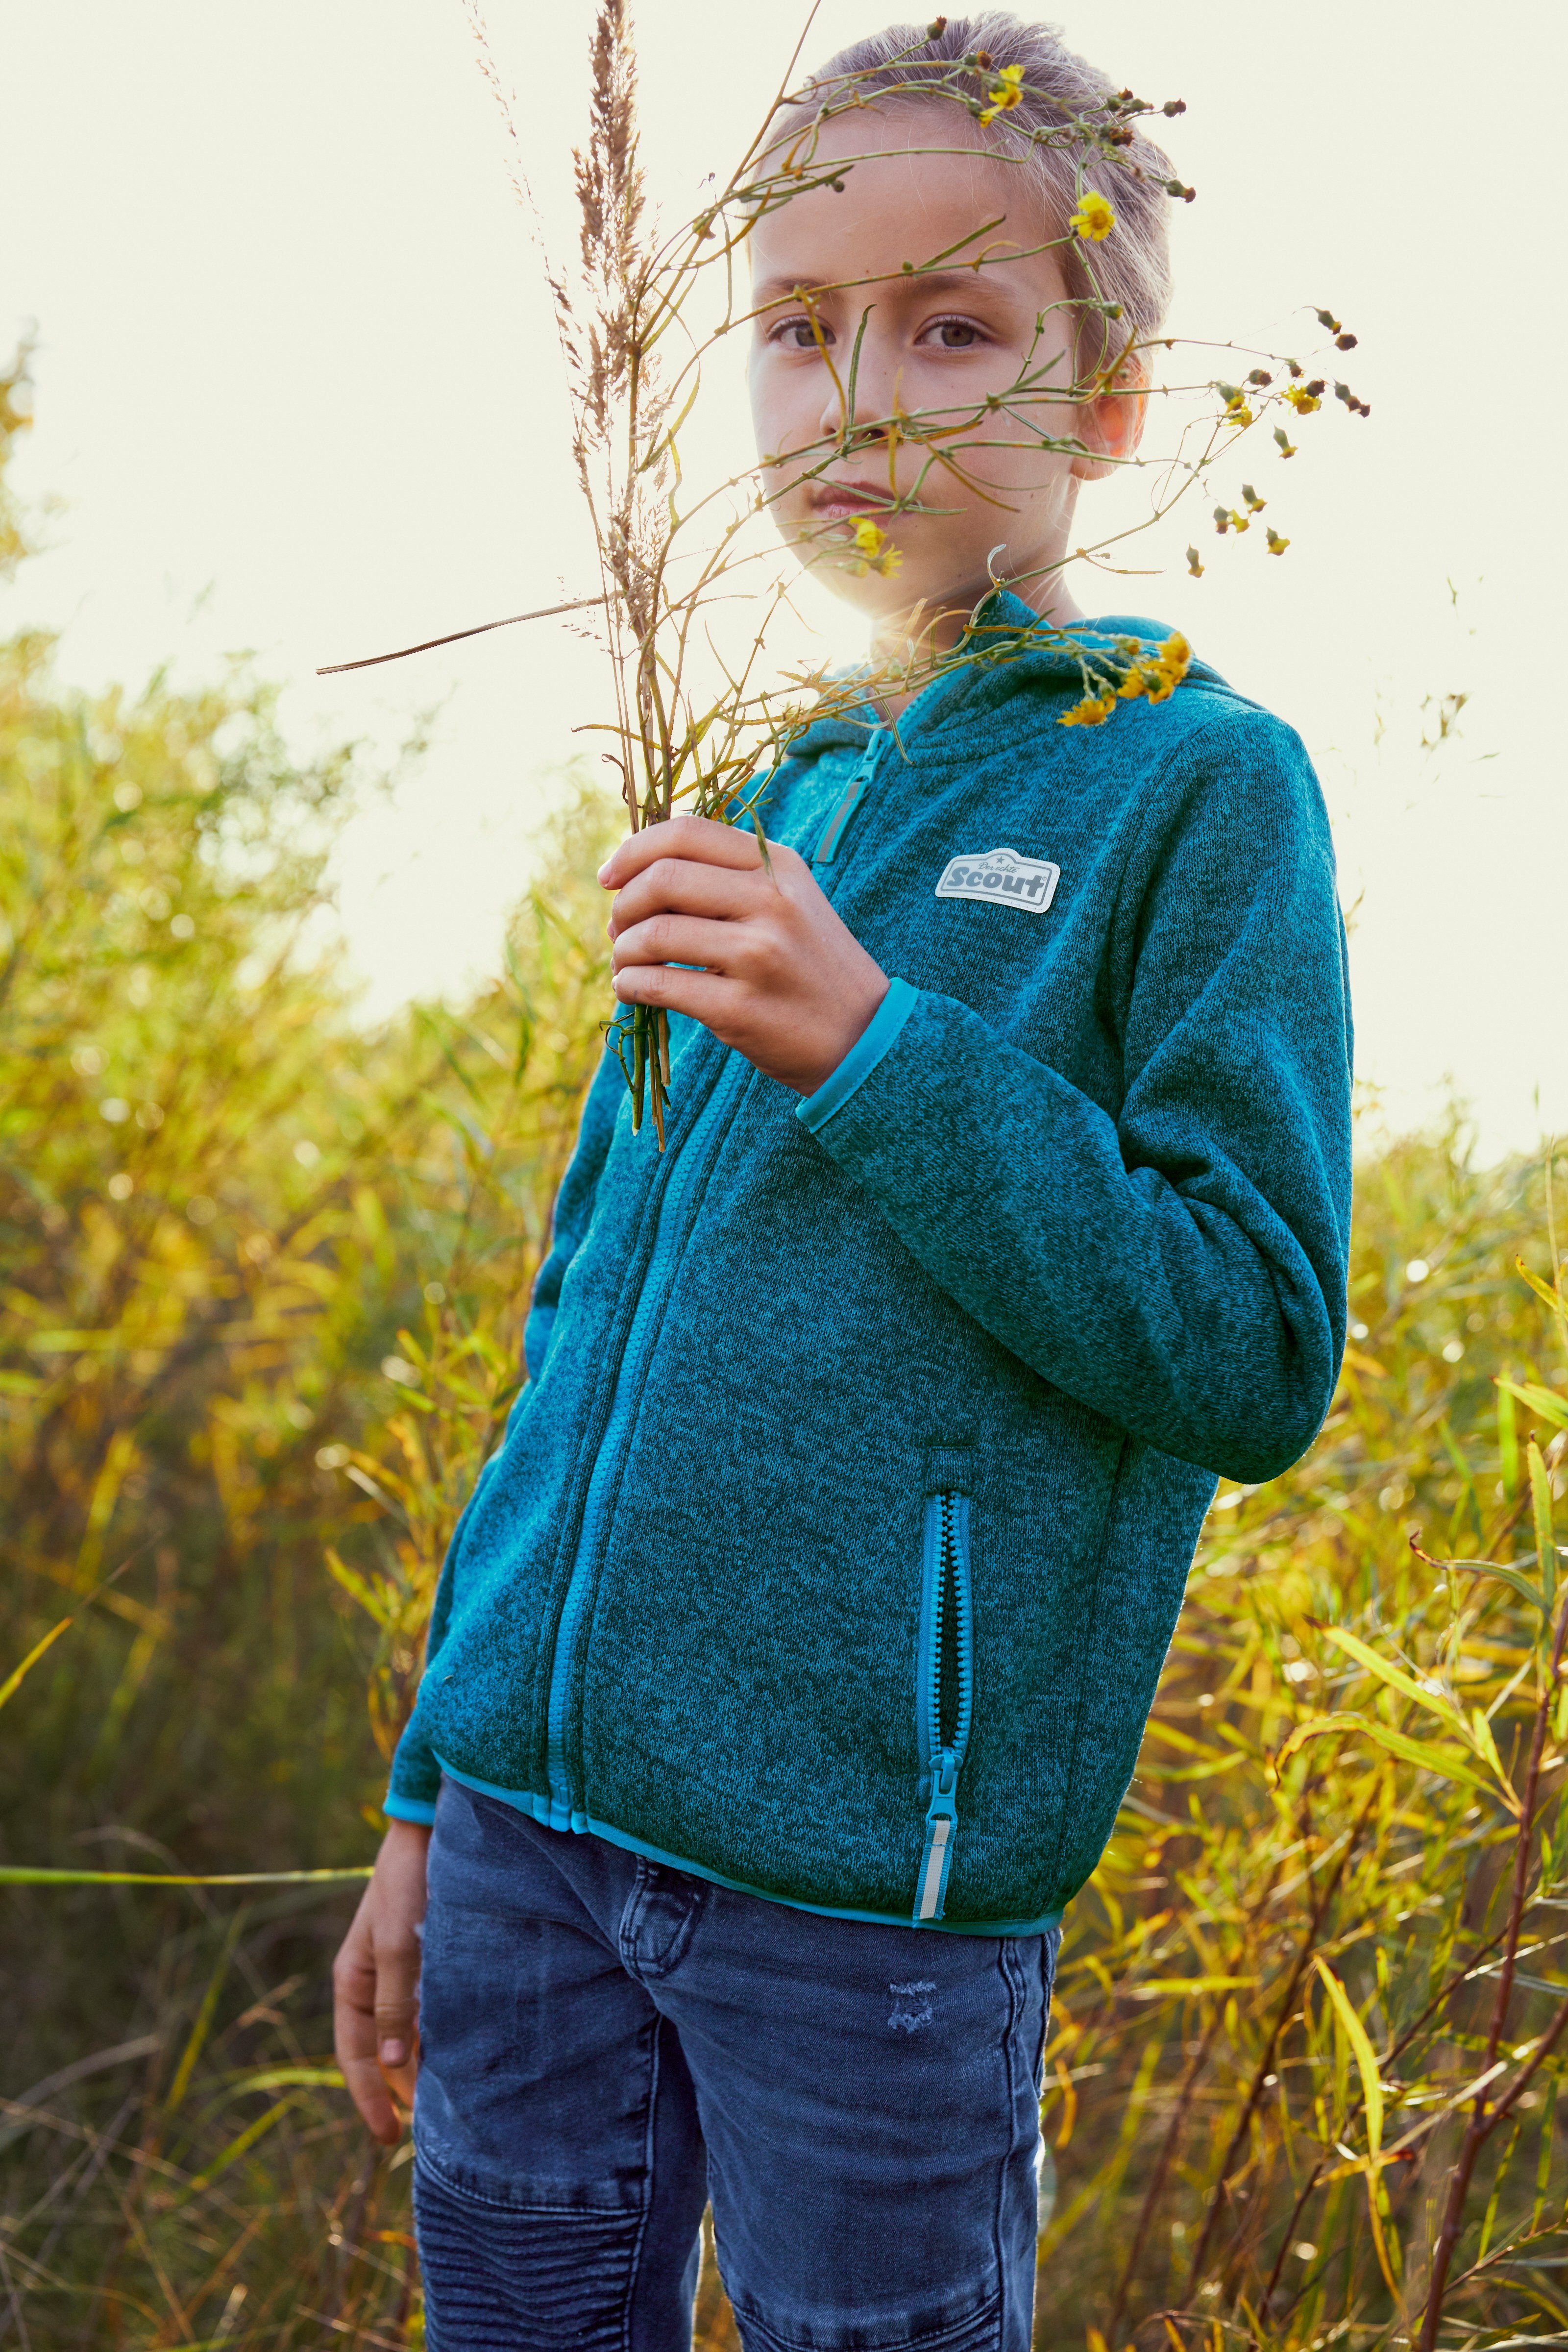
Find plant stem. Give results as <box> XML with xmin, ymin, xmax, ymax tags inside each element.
<box><xmin>1182</xmin><ymin>1788</ymin><xmax>1374</xmax><ymax>2294</ymax></box>
<box><xmin>1417</xmin><ymin>1592</ymin><xmax>1568</xmax><ymax>2350</ymax></box>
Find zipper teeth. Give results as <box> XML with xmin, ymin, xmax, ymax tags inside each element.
<box><xmin>930</xmin><ymin>1494</ymin><xmax>950</xmax><ymax>1760</ymax></box>
<box><xmin>952</xmin><ymin>1496</ymin><xmax>973</xmax><ymax>1759</ymax></box>
<box><xmin>929</xmin><ymin>1491</ymin><xmax>973</xmax><ymax>1768</ymax></box>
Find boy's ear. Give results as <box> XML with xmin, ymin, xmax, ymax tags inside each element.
<box><xmin>1070</xmin><ymin>357</ymin><xmax>1149</xmax><ymax>484</ymax></box>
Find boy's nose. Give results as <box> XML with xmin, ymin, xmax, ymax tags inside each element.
<box><xmin>817</xmin><ymin>354</ymin><xmax>900</xmax><ymax>459</ymax></box>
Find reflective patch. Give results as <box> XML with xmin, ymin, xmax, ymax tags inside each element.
<box><xmin>934</xmin><ymin>846</ymin><xmax>1060</xmax><ymax>913</ymax></box>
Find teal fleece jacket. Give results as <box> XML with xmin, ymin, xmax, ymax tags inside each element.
<box><xmin>386</xmin><ymin>596</ymin><xmax>1353</xmax><ymax>1934</ymax></box>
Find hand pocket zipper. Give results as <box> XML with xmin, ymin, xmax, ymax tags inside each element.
<box><xmin>914</xmin><ymin>1489</ymin><xmax>973</xmax><ymax>1925</ymax></box>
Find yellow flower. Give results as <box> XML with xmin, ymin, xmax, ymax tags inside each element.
<box><xmin>1186</xmin><ymin>545</ymin><xmax>1205</xmax><ymax>577</ymax></box>
<box><xmin>1266</xmin><ymin>527</ymin><xmax>1290</xmax><ymax>556</ymax></box>
<box><xmin>1068</xmin><ymin>189</ymin><xmax>1116</xmax><ymax>242</ymax></box>
<box><xmin>1241</xmin><ymin>484</ymin><xmax>1266</xmax><ymax>513</ymax></box>
<box><xmin>979</xmin><ymin>63</ymin><xmax>1025</xmax><ymax>123</ymax></box>
<box><xmin>1059</xmin><ymin>688</ymin><xmax>1117</xmax><ymax>728</ymax></box>
<box><xmin>1283</xmin><ymin>383</ymin><xmax>1321</xmax><ymax>416</ymax></box>
<box><xmin>874</xmin><ymin>547</ymin><xmax>904</xmax><ymax>578</ymax></box>
<box><xmin>1142</xmin><ymin>632</ymin><xmax>1192</xmax><ymax>704</ymax></box>
<box><xmin>1274</xmin><ymin>426</ymin><xmax>1298</xmax><ymax>459</ymax></box>
<box><xmin>1223</xmin><ymin>395</ymin><xmax>1253</xmax><ymax>428</ymax></box>
<box><xmin>851</xmin><ymin>518</ymin><xmax>886</xmax><ymax>556</ymax></box>
<box><xmin>1117</xmin><ymin>668</ymin><xmax>1148</xmax><ymax>699</ymax></box>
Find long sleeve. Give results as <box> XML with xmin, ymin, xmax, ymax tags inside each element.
<box><xmin>798</xmin><ymin>711</ymin><xmax>1353</xmax><ymax>1483</ymax></box>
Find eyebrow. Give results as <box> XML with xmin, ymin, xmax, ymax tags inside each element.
<box><xmin>752</xmin><ymin>266</ymin><xmax>1025</xmax><ymax>309</ymax></box>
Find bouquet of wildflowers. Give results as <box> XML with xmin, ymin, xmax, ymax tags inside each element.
<box><xmin>356</xmin><ymin>4</ymin><xmax>1367</xmax><ymax>1142</ymax></box>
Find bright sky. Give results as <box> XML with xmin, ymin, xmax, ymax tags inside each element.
<box><xmin>2</xmin><ymin>1</ymin><xmax>1564</xmax><ymax>1159</ymax></box>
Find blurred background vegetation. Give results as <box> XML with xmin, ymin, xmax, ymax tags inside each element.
<box><xmin>1</xmin><ymin>354</ymin><xmax>1565</xmax><ymax>2350</ymax></box>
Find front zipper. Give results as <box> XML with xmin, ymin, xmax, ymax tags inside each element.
<box><xmin>812</xmin><ymin>728</ymin><xmax>889</xmax><ymax>867</ymax></box>
<box><xmin>542</xmin><ymin>1047</ymin><xmax>751</xmax><ymax>1827</ymax></box>
<box><xmin>913</xmin><ymin>1489</ymin><xmax>974</xmax><ymax>1925</ymax></box>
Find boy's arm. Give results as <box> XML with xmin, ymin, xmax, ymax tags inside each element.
<box><xmin>383</xmin><ymin>1038</ymin><xmax>628</xmax><ymax>1822</ymax></box>
<box><xmin>801</xmin><ymin>712</ymin><xmax>1353</xmax><ymax>1483</ymax></box>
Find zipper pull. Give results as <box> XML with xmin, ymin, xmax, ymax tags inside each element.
<box><xmin>812</xmin><ymin>727</ymin><xmax>886</xmax><ymax>867</ymax></box>
<box><xmin>914</xmin><ymin>1751</ymin><xmax>959</xmax><ymax>1925</ymax></box>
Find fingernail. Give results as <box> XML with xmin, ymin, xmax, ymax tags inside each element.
<box><xmin>596</xmin><ymin>859</ymin><xmax>612</xmax><ymax>882</ymax></box>
<box><xmin>379</xmin><ymin>2038</ymin><xmax>406</xmax><ymax>2065</ymax></box>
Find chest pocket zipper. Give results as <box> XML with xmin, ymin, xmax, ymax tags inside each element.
<box><xmin>914</xmin><ymin>1490</ymin><xmax>974</xmax><ymax>1925</ymax></box>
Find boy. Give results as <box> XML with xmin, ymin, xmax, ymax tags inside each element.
<box><xmin>333</xmin><ymin>15</ymin><xmax>1352</xmax><ymax>2348</ymax></box>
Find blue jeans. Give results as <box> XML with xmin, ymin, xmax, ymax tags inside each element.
<box><xmin>414</xmin><ymin>1780</ymin><xmax>1059</xmax><ymax>2351</ymax></box>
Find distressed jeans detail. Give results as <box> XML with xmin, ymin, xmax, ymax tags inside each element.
<box><xmin>414</xmin><ymin>1780</ymin><xmax>1058</xmax><ymax>2352</ymax></box>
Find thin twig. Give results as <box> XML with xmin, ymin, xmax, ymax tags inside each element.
<box><xmin>316</xmin><ymin>595</ymin><xmax>608</xmax><ymax>675</ymax></box>
<box><xmin>1419</xmin><ymin>1591</ymin><xmax>1568</xmax><ymax>2350</ymax></box>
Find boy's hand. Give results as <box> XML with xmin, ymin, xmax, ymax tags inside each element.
<box><xmin>601</xmin><ymin>815</ymin><xmax>889</xmax><ymax>1098</ymax></box>
<box><xmin>332</xmin><ymin>1819</ymin><xmax>430</xmax><ymax>2145</ymax></box>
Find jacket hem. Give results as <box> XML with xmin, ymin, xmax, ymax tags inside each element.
<box><xmin>436</xmin><ymin>1758</ymin><xmax>1063</xmax><ymax>1938</ymax></box>
<box><xmin>796</xmin><ymin>976</ymin><xmax>920</xmax><ymax>1135</ymax></box>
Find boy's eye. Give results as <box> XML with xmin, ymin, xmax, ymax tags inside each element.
<box><xmin>772</xmin><ymin>316</ymin><xmax>831</xmax><ymax>350</ymax></box>
<box><xmin>919</xmin><ymin>317</ymin><xmax>987</xmax><ymax>350</ymax></box>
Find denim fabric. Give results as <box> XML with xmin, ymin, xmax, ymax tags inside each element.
<box><xmin>414</xmin><ymin>1780</ymin><xmax>1059</xmax><ymax>2352</ymax></box>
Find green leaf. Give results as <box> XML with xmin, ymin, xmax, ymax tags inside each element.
<box><xmin>1497</xmin><ymin>1378</ymin><xmax>1568</xmax><ymax>1435</ymax></box>
<box><xmin>1315</xmin><ymin>1955</ymin><xmax>1383</xmax><ymax>2154</ymax></box>
<box><xmin>1499</xmin><ymin>1377</ymin><xmax>1520</xmax><ymax>1496</ymax></box>
<box><xmin>182</xmin><ymin>2094</ymin><xmax>300</xmax><ymax>2197</ymax></box>
<box><xmin>0</xmin><ymin>1616</ymin><xmax>71</xmax><ymax>1714</ymax></box>
<box><xmin>326</xmin><ymin>1548</ymin><xmax>393</xmax><ymax>1628</ymax></box>
<box><xmin>1451</xmin><ymin>1558</ymin><xmax>1549</xmax><ymax>1615</ymax></box>
<box><xmin>1316</xmin><ymin>1957</ymin><xmax>1399</xmax><ymax>2294</ymax></box>
<box><xmin>1123</xmin><ymin>1975</ymin><xmax>1260</xmax><ymax>1999</ymax></box>
<box><xmin>209</xmin><ymin>2065</ymin><xmax>345</xmax><ymax>2101</ymax></box>
<box><xmin>1516</xmin><ymin>1254</ymin><xmax>1567</xmax><ymax>1326</ymax></box>
<box><xmin>1276</xmin><ymin>1710</ymin><xmax>1499</xmax><ymax>1800</ymax></box>
<box><xmin>1318</xmin><ymin>1623</ymin><xmax>1465</xmax><ymax>1727</ymax></box>
<box><xmin>0</xmin><ymin>1865</ymin><xmax>372</xmax><ymax>1887</ymax></box>
<box><xmin>1470</xmin><ymin>1707</ymin><xmax>1510</xmax><ymax>1791</ymax></box>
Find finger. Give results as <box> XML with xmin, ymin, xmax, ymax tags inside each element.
<box><xmin>334</xmin><ymin>1948</ymin><xmax>401</xmax><ymax>2145</ymax></box>
<box><xmin>612</xmin><ymin>961</ymin><xmax>742</xmax><ymax>1026</ymax></box>
<box><xmin>344</xmin><ymin>2050</ymin><xmax>401</xmax><ymax>2144</ymax></box>
<box><xmin>372</xmin><ymin>1929</ymin><xmax>423</xmax><ymax>2075</ymax></box>
<box><xmin>607</xmin><ymin>855</ymin><xmax>771</xmax><ymax>938</ymax></box>
<box><xmin>598</xmin><ymin>814</ymin><xmax>762</xmax><ymax>890</ymax></box>
<box><xmin>611</xmin><ymin>911</ymin><xmax>759</xmax><ymax>977</ymax></box>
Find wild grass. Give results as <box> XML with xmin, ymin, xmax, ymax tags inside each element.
<box><xmin>4</xmin><ymin>591</ymin><xmax>1564</xmax><ymax>2344</ymax></box>
<box><xmin>1</xmin><ymin>130</ymin><xmax>1564</xmax><ymax>2352</ymax></box>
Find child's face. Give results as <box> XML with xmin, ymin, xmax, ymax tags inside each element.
<box><xmin>747</xmin><ymin>105</ymin><xmax>1136</xmax><ymax>626</ymax></box>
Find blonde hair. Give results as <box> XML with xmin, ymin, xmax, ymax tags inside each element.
<box><xmin>772</xmin><ymin>12</ymin><xmax>1179</xmax><ymax>373</ymax></box>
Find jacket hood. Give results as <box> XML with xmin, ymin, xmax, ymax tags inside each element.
<box><xmin>783</xmin><ymin>592</ymin><xmax>1227</xmax><ymax>763</ymax></box>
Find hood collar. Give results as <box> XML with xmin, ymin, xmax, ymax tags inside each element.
<box><xmin>781</xmin><ymin>592</ymin><xmax>1225</xmax><ymax>761</ymax></box>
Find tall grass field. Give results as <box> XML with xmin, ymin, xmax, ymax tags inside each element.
<box><xmin>1</xmin><ymin>359</ymin><xmax>1565</xmax><ymax>2349</ymax></box>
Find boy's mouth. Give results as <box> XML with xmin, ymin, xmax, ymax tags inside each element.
<box><xmin>808</xmin><ymin>478</ymin><xmax>901</xmax><ymax>522</ymax></box>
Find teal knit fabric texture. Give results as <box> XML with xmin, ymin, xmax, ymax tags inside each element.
<box><xmin>386</xmin><ymin>596</ymin><xmax>1354</xmax><ymax>1934</ymax></box>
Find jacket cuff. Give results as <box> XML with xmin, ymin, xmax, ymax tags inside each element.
<box><xmin>387</xmin><ymin>1716</ymin><xmax>443</xmax><ymax>1823</ymax></box>
<box><xmin>384</xmin><ymin>1791</ymin><xmax>438</xmax><ymax>1826</ymax></box>
<box><xmin>796</xmin><ymin>978</ymin><xmax>920</xmax><ymax>1136</ymax></box>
